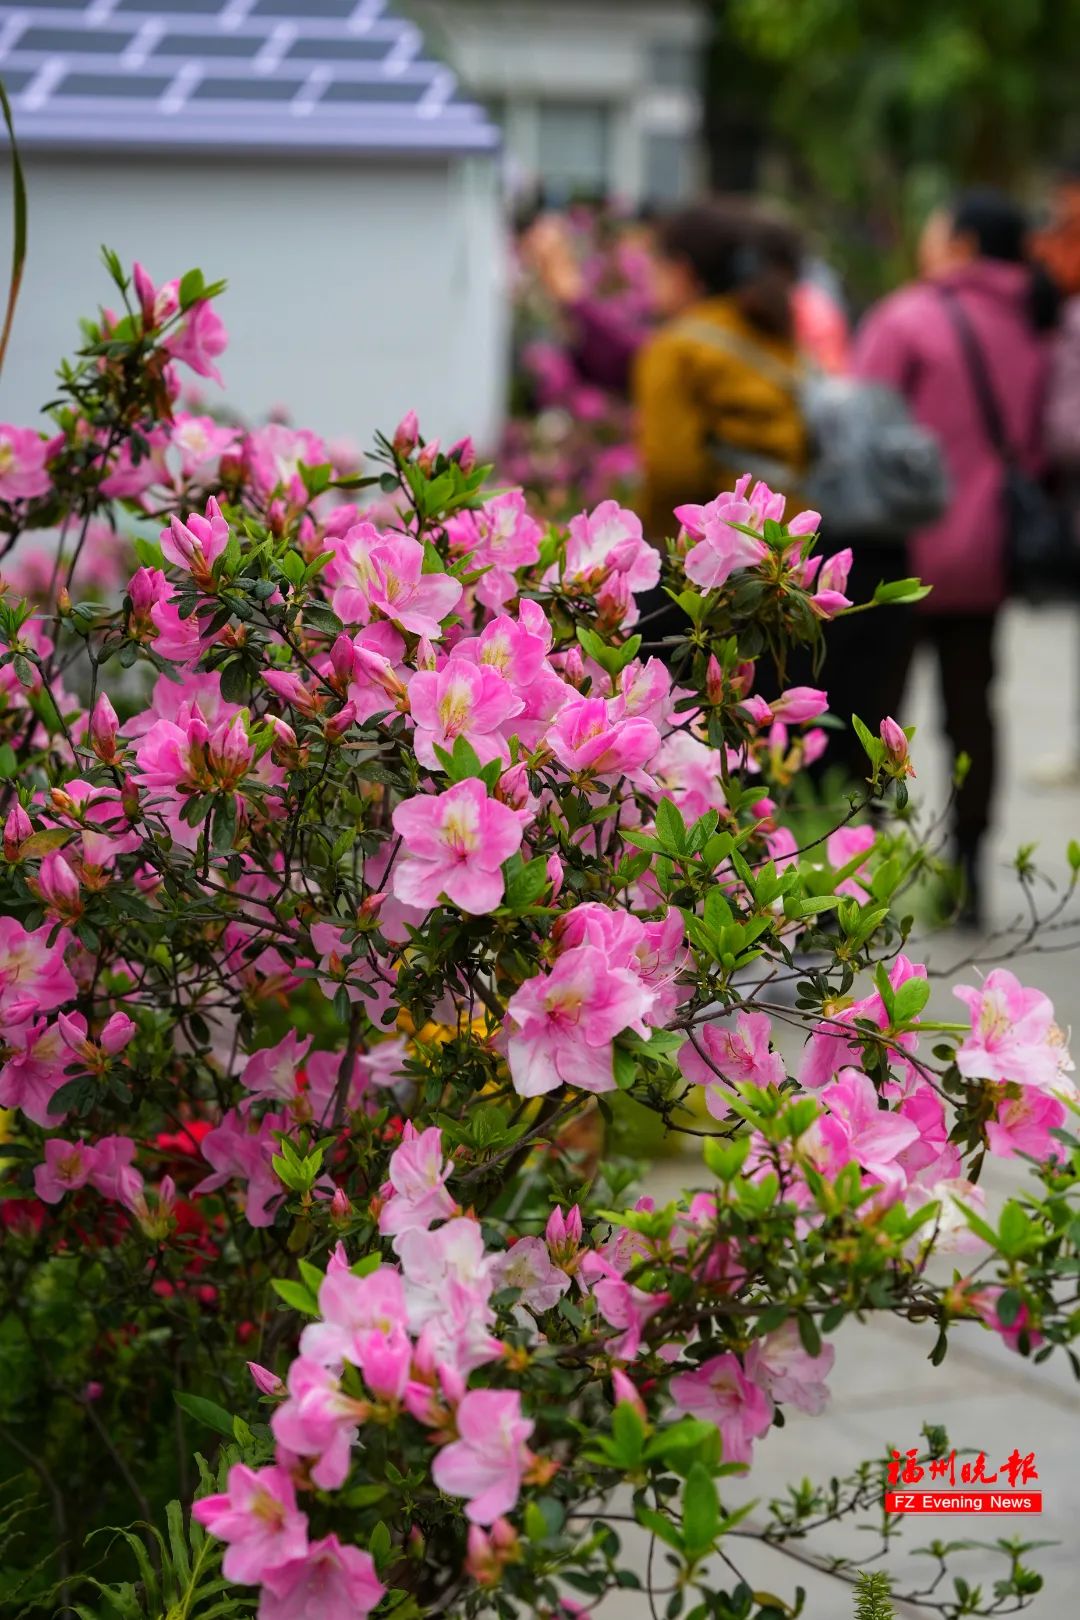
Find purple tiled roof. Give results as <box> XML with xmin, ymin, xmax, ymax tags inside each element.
<box><xmin>0</xmin><ymin>0</ymin><xmax>499</xmax><ymax>156</ymax></box>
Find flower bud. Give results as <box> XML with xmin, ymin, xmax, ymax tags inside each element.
<box><xmin>392</xmin><ymin>410</ymin><xmax>420</xmax><ymax>457</ymax></box>
<box><xmin>546</xmin><ymin>852</ymin><xmax>564</xmax><ymax>900</ymax></box>
<box><xmin>416</xmin><ymin>437</ymin><xmax>441</xmax><ymax>474</ymax></box>
<box><xmin>324</xmin><ymin>700</ymin><xmax>358</xmax><ymax>744</ymax></box>
<box><xmin>34</xmin><ymin>850</ymin><xmax>82</xmax><ymax>922</ymax></box>
<box><xmin>100</xmin><ymin>1011</ymin><xmax>136</xmax><ymax>1056</ymax></box>
<box><xmin>705</xmin><ymin>655</ymin><xmax>724</xmax><ymax>706</ymax></box>
<box><xmin>880</xmin><ymin>716</ymin><xmax>915</xmax><ymax>777</ymax></box>
<box><xmin>448</xmin><ymin>435</ymin><xmax>476</xmax><ymax>473</ymax></box>
<box><xmin>330</xmin><ymin>1186</ymin><xmax>352</xmax><ymax>1223</ymax></box>
<box><xmin>90</xmin><ymin>692</ymin><xmax>120</xmax><ymax>764</ymax></box>
<box><xmin>4</xmin><ymin>803</ymin><xmax>31</xmax><ymax>862</ymax></box>
<box><xmin>247</xmin><ymin>1361</ymin><xmax>285</xmax><ymax>1397</ymax></box>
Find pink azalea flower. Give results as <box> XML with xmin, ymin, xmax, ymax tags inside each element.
<box><xmin>954</xmin><ymin>969</ymin><xmax>1073</xmax><ymax>1093</ymax></box>
<box><xmin>271</xmin><ymin>1357</ymin><xmax>367</xmax><ymax>1489</ymax></box>
<box><xmin>966</xmin><ymin>1285</ymin><xmax>1044</xmax><ymax>1354</ymax></box>
<box><xmin>986</xmin><ymin>1090</ymin><xmax>1068</xmax><ymax>1162</ymax></box>
<box><xmin>34</xmin><ymin>1138</ymin><xmax>99</xmax><ymax>1203</ymax></box>
<box><xmin>490</xmin><ymin>1235</ymin><xmax>571</xmax><ymax>1311</ymax></box>
<box><xmin>681</xmin><ymin>1012</ymin><xmax>784</xmax><ymax>1118</ymax></box>
<box><xmin>679</xmin><ymin>490</ymin><xmax>769</xmax><ymax>591</ymax></box>
<box><xmin>396</xmin><ymin>1216</ymin><xmax>493</xmax><ymax>1328</ymax></box>
<box><xmin>651</xmin><ymin>732</ymin><xmax>727</xmax><ymax>819</ymax></box>
<box><xmin>548</xmin><ymin>696</ymin><xmax>659</xmax><ymax>779</ymax></box>
<box><xmin>505</xmin><ymin>944</ymin><xmax>655</xmax><ymax>1096</ymax></box>
<box><xmin>367</xmin><ymin>534</ymin><xmax>462</xmax><ymax>638</ymax></box>
<box><xmin>257</xmin><ymin>1535</ymin><xmax>383</xmax><ymax>1620</ymax></box>
<box><xmin>810</xmin><ymin>1068</ymin><xmax>921</xmax><ymax>1201</ymax></box>
<box><xmin>242</xmin><ymin>1031</ymin><xmax>314</xmax><ymax>1103</ymax></box>
<box><xmin>431</xmin><ymin>1389</ymin><xmax>534</xmax><ymax>1524</ymax></box>
<box><xmin>300</xmin><ymin>1263</ymin><xmax>408</xmax><ymax>1371</ymax></box>
<box><xmin>358</xmin><ymin>1326</ymin><xmax>412</xmax><ymax>1401</ymax></box>
<box><xmin>194</xmin><ymin>1105</ymin><xmax>285</xmax><ymax>1227</ymax></box>
<box><xmin>391</xmin><ymin>779</ymin><xmax>523</xmax><ymax>915</ymax></box>
<box><xmin>0</xmin><ymin>1018</ymin><xmax>68</xmax><ymax>1126</ymax></box>
<box><xmin>826</xmin><ymin>823</ymin><xmax>876</xmax><ymax>899</ymax></box>
<box><xmin>0</xmin><ymin>917</ymin><xmax>77</xmax><ymax>1016</ymax></box>
<box><xmin>744</xmin><ymin>1321</ymin><xmax>835</xmax><ymax>1415</ymax></box>
<box><xmin>590</xmin><ymin>1272</ymin><xmax>668</xmax><ymax>1359</ymax></box>
<box><xmin>669</xmin><ymin>1353</ymin><xmax>774</xmax><ymax>1464</ymax></box>
<box><xmin>378</xmin><ymin>1124</ymin><xmax>457</xmax><ymax>1237</ymax></box>
<box><xmin>408</xmin><ymin>659</ymin><xmax>523</xmax><ymax>769</ymax></box>
<box><xmin>799</xmin><ymin>955</ymin><xmax>926</xmax><ymax>1090</ymax></box>
<box><xmin>446</xmin><ymin>490</ymin><xmax>543</xmax><ymax>612</ymax></box>
<box><xmin>160</xmin><ymin>495</ymin><xmax>230</xmax><ymax>589</ymax></box>
<box><xmin>191</xmin><ymin>1464</ymin><xmax>308</xmax><ymax>1587</ymax></box>
<box><xmin>87</xmin><ymin>1135</ymin><xmax>139</xmax><ymax>1201</ymax></box>
<box><xmin>563</xmin><ymin>500</ymin><xmax>660</xmax><ymax>594</ymax></box>
<box><xmin>166</xmin><ymin>299</ymin><xmax>228</xmax><ymax>385</ymax></box>
<box><xmin>0</xmin><ymin>425</ymin><xmax>52</xmax><ymax>502</ymax></box>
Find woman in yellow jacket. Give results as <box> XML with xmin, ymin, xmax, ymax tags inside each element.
<box><xmin>634</xmin><ymin>200</ymin><xmax>808</xmax><ymax>547</ymax></box>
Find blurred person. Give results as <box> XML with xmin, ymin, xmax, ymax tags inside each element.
<box><xmin>846</xmin><ymin>189</ymin><xmax>1051</xmax><ymax>924</ymax></box>
<box><xmin>1029</xmin><ymin>161</ymin><xmax>1080</xmax><ymax>785</ymax></box>
<box><xmin>519</xmin><ymin>210</ymin><xmax>652</xmax><ymax>396</ymax></box>
<box><xmin>633</xmin><ymin>200</ymin><xmax>807</xmax><ymax>545</ymax></box>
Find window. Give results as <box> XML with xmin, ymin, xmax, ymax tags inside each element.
<box><xmin>536</xmin><ymin>102</ymin><xmax>611</xmax><ymax>200</ymax></box>
<box><xmin>648</xmin><ymin>41</ymin><xmax>699</xmax><ymax>92</ymax></box>
<box><xmin>644</xmin><ymin>132</ymin><xmax>692</xmax><ymax>203</ymax></box>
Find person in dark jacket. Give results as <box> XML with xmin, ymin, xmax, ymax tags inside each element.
<box><xmin>842</xmin><ymin>190</ymin><xmax>1050</xmax><ymax>924</ymax></box>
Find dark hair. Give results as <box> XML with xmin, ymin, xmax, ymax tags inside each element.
<box><xmin>655</xmin><ymin>198</ymin><xmax>801</xmax><ymax>338</ymax></box>
<box><xmin>949</xmin><ymin>188</ymin><xmax>1028</xmax><ymax>264</ymax></box>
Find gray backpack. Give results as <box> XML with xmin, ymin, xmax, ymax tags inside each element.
<box><xmin>674</xmin><ymin>319</ymin><xmax>950</xmax><ymax>543</ymax></box>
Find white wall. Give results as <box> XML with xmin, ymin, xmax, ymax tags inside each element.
<box><xmin>0</xmin><ymin>151</ymin><xmax>508</xmax><ymax>456</ymax></box>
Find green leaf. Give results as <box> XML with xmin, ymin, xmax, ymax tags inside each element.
<box><xmin>303</xmin><ymin>601</ymin><xmax>344</xmax><ymax>638</ymax></box>
<box><xmin>0</xmin><ymin>79</ymin><xmax>27</xmax><ymax>378</ymax></box>
<box><xmin>891</xmin><ymin>976</ymin><xmax>930</xmax><ymax>1024</ymax></box>
<box><xmin>271</xmin><ymin>1278</ymin><xmax>320</xmax><ymax>1316</ymax></box>
<box><xmin>178</xmin><ymin>267</ymin><xmax>206</xmax><ymax>309</ymax></box>
<box><xmin>174</xmin><ymin>1391</ymin><xmax>236</xmax><ymax>1439</ymax></box>
<box><xmin>682</xmin><ymin>1462</ymin><xmax>720</xmax><ymax>1559</ymax></box>
<box><xmin>655</xmin><ymin>796</ymin><xmax>687</xmax><ymax>854</ymax></box>
<box><xmin>503</xmin><ymin>855</ymin><xmax>551</xmax><ymax>911</ymax></box>
<box><xmin>872</xmin><ymin>577</ymin><xmax>932</xmax><ymax>606</ymax></box>
<box><xmin>635</xmin><ymin>1505</ymin><xmax>684</xmax><ymax>1553</ymax></box>
<box><xmin>610</xmin><ymin>1400</ymin><xmax>646</xmax><ymax>1466</ymax></box>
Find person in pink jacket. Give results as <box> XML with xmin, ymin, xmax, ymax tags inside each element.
<box><xmin>849</xmin><ymin>190</ymin><xmax>1051</xmax><ymax>925</ymax></box>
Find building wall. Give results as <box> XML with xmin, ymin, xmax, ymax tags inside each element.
<box><xmin>1</xmin><ymin>151</ymin><xmax>508</xmax><ymax>454</ymax></box>
<box><xmin>407</xmin><ymin>0</ymin><xmax>704</xmax><ymax>205</ymax></box>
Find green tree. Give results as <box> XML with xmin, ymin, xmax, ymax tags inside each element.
<box><xmin>708</xmin><ymin>0</ymin><xmax>1080</xmax><ymax>295</ymax></box>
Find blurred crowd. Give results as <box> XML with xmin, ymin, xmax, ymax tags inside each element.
<box><xmin>503</xmin><ymin>173</ymin><xmax>1080</xmax><ymax>929</ymax></box>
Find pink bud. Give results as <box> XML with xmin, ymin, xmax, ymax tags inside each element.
<box><xmin>58</xmin><ymin>1010</ymin><xmax>92</xmax><ymax>1059</ymax></box>
<box><xmin>4</xmin><ymin>803</ymin><xmax>31</xmax><ymax>861</ymax></box>
<box><xmin>324</xmin><ymin>700</ymin><xmax>358</xmax><ymax>744</ymax></box>
<box><xmin>880</xmin><ymin>716</ymin><xmax>913</xmax><ymax>777</ymax></box>
<box><xmin>416</xmin><ymin>438</ymin><xmax>441</xmax><ymax>474</ymax></box>
<box><xmin>247</xmin><ymin>1361</ymin><xmax>285</xmax><ymax>1397</ymax></box>
<box><xmin>120</xmin><ymin>775</ymin><xmax>141</xmax><ymax>821</ymax></box>
<box><xmin>330</xmin><ymin>1186</ymin><xmax>351</xmax><ymax>1221</ymax></box>
<box><xmin>35</xmin><ymin>850</ymin><xmax>82</xmax><ymax>921</ymax></box>
<box><xmin>83</xmin><ymin>1380</ymin><xmax>105</xmax><ymax>1402</ymax></box>
<box><xmin>771</xmin><ymin>686</ymin><xmax>829</xmax><ymax>724</ymax></box>
<box><xmin>705</xmin><ymin>655</ymin><xmax>724</xmax><ymax>705</ymax></box>
<box><xmin>818</xmin><ymin>548</ymin><xmax>852</xmax><ymax>595</ymax></box>
<box><xmin>133</xmin><ymin>261</ymin><xmax>157</xmax><ymax>326</ymax></box>
<box><xmin>546</xmin><ymin>852</ymin><xmax>564</xmax><ymax>900</ymax></box>
<box><xmin>330</xmin><ymin>633</ymin><xmax>356</xmax><ymax>683</ymax></box>
<box><xmin>740</xmin><ymin>694</ymin><xmax>773</xmax><ymax>728</ymax></box>
<box><xmin>100</xmin><ymin>1012</ymin><xmax>136</xmax><ymax>1056</ymax></box>
<box><xmin>392</xmin><ymin>410</ymin><xmax>420</xmax><ymax>457</ymax></box>
<box><xmin>880</xmin><ymin>716</ymin><xmax>910</xmax><ymax>764</ymax></box>
<box><xmin>90</xmin><ymin>692</ymin><xmax>120</xmax><ymax>764</ymax></box>
<box><xmin>448</xmin><ymin>435</ymin><xmax>477</xmax><ymax>473</ymax></box>
<box><xmin>787</xmin><ymin>509</ymin><xmax>821</xmax><ymax>536</ymax></box>
<box><xmin>612</xmin><ymin>1367</ymin><xmax>645</xmax><ymax>1417</ymax></box>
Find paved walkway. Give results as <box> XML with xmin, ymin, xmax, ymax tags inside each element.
<box><xmin>629</xmin><ymin>603</ymin><xmax>1080</xmax><ymax>1619</ymax></box>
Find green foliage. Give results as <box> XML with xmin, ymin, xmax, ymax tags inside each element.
<box><xmin>854</xmin><ymin>1571</ymin><xmax>895</xmax><ymax>1620</ymax></box>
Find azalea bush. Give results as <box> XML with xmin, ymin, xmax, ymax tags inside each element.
<box><xmin>1</xmin><ymin>255</ymin><xmax>1079</xmax><ymax>1620</ymax></box>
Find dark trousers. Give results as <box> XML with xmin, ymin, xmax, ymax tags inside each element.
<box><xmin>816</xmin><ymin>545</ymin><xmax>997</xmax><ymax>850</ymax></box>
